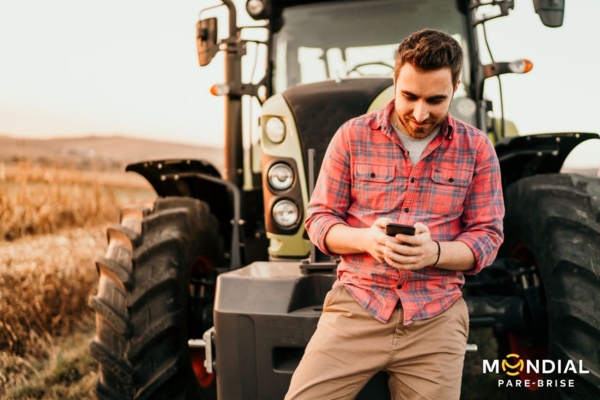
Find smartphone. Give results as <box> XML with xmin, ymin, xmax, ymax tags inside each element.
<box><xmin>385</xmin><ymin>223</ymin><xmax>416</xmax><ymax>237</ymax></box>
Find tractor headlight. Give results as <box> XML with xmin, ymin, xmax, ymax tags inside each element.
<box><xmin>265</xmin><ymin>117</ymin><xmax>285</xmax><ymax>144</ymax></box>
<box><xmin>268</xmin><ymin>163</ymin><xmax>294</xmax><ymax>191</ymax></box>
<box><xmin>272</xmin><ymin>200</ymin><xmax>299</xmax><ymax>227</ymax></box>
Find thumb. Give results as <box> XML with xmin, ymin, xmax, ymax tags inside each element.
<box><xmin>374</xmin><ymin>217</ymin><xmax>392</xmax><ymax>229</ymax></box>
<box><xmin>414</xmin><ymin>222</ymin><xmax>429</xmax><ymax>234</ymax></box>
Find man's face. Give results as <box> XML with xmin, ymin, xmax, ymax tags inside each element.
<box><xmin>393</xmin><ymin>63</ymin><xmax>458</xmax><ymax>139</ymax></box>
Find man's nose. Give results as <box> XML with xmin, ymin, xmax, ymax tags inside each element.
<box><xmin>413</xmin><ymin>101</ymin><xmax>430</xmax><ymax>122</ymax></box>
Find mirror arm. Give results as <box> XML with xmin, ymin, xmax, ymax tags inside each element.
<box><xmin>218</xmin><ymin>36</ymin><xmax>246</xmax><ymax>55</ymax></box>
<box><xmin>198</xmin><ymin>3</ymin><xmax>226</xmax><ymax>20</ymax></box>
<box><xmin>471</xmin><ymin>0</ymin><xmax>514</xmax><ymax>26</ymax></box>
<box><xmin>472</xmin><ymin>13</ymin><xmax>505</xmax><ymax>26</ymax></box>
<box><xmin>221</xmin><ymin>0</ymin><xmax>239</xmax><ymax>38</ymax></box>
<box><xmin>244</xmin><ymin>39</ymin><xmax>268</xmax><ymax>46</ymax></box>
<box><xmin>229</xmin><ymin>83</ymin><xmax>262</xmax><ymax>99</ymax></box>
<box><xmin>239</xmin><ymin>25</ymin><xmax>269</xmax><ymax>30</ymax></box>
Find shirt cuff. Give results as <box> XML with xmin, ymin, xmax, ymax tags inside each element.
<box><xmin>306</xmin><ymin>217</ymin><xmax>348</xmax><ymax>256</ymax></box>
<box><xmin>455</xmin><ymin>232</ymin><xmax>499</xmax><ymax>275</ymax></box>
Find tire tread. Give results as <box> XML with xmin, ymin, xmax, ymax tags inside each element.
<box><xmin>91</xmin><ymin>196</ymin><xmax>222</xmax><ymax>399</ymax></box>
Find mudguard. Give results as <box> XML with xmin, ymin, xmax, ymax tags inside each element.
<box><xmin>126</xmin><ymin>159</ymin><xmax>233</xmax><ymax>258</ymax></box>
<box><xmin>126</xmin><ymin>159</ymin><xmax>222</xmax><ymax>196</ymax></box>
<box><xmin>495</xmin><ymin>132</ymin><xmax>599</xmax><ymax>190</ymax></box>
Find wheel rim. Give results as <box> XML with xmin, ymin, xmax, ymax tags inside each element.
<box><xmin>189</xmin><ymin>254</ymin><xmax>216</xmax><ymax>388</ymax></box>
<box><xmin>190</xmin><ymin>348</ymin><xmax>215</xmax><ymax>388</ymax></box>
<box><xmin>508</xmin><ymin>241</ymin><xmax>548</xmax><ymax>390</ymax></box>
<box><xmin>509</xmin><ymin>242</ymin><xmax>536</xmax><ymax>269</ymax></box>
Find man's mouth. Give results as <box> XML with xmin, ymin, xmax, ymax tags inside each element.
<box><xmin>409</xmin><ymin>120</ymin><xmax>429</xmax><ymax>129</ymax></box>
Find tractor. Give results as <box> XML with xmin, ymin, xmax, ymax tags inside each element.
<box><xmin>89</xmin><ymin>0</ymin><xmax>600</xmax><ymax>399</ymax></box>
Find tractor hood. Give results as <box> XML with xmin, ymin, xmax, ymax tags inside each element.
<box><xmin>282</xmin><ymin>77</ymin><xmax>393</xmax><ymax>180</ymax></box>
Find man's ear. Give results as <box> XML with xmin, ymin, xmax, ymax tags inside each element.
<box><xmin>454</xmin><ymin>79</ymin><xmax>461</xmax><ymax>93</ymax></box>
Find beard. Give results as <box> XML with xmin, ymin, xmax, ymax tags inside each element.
<box><xmin>396</xmin><ymin>112</ymin><xmax>446</xmax><ymax>139</ymax></box>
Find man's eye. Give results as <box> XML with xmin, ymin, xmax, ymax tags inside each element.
<box><xmin>428</xmin><ymin>99</ymin><xmax>444</xmax><ymax>105</ymax></box>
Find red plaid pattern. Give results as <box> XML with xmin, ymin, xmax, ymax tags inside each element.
<box><xmin>305</xmin><ymin>100</ymin><xmax>504</xmax><ymax>324</ymax></box>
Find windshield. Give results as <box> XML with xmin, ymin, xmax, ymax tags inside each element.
<box><xmin>271</xmin><ymin>0</ymin><xmax>471</xmax><ymax>97</ymax></box>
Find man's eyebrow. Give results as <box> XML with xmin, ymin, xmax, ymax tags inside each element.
<box><xmin>427</xmin><ymin>95</ymin><xmax>448</xmax><ymax>101</ymax></box>
<box><xmin>401</xmin><ymin>90</ymin><xmax>447</xmax><ymax>101</ymax></box>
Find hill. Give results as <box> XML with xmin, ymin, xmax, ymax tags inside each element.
<box><xmin>0</xmin><ymin>134</ymin><xmax>224</xmax><ymax>172</ymax></box>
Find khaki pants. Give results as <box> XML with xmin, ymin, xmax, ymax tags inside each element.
<box><xmin>285</xmin><ymin>285</ymin><xmax>469</xmax><ymax>400</ymax></box>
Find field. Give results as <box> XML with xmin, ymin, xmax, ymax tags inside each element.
<box><xmin>0</xmin><ymin>158</ymin><xmax>155</xmax><ymax>399</ymax></box>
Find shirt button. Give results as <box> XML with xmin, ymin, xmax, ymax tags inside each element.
<box><xmin>370</xmin><ymin>172</ymin><xmax>376</xmax><ymax>178</ymax></box>
<box><xmin>404</xmin><ymin>208</ymin><xmax>409</xmax><ymax>213</ymax></box>
<box><xmin>449</xmin><ymin>178</ymin><xmax>454</xmax><ymax>183</ymax></box>
<box><xmin>410</xmin><ymin>177</ymin><xmax>415</xmax><ymax>183</ymax></box>
<box><xmin>397</xmin><ymin>283</ymin><xmax>403</xmax><ymax>289</ymax></box>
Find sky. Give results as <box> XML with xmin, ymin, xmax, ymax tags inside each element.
<box><xmin>0</xmin><ymin>0</ymin><xmax>598</xmax><ymax>168</ymax></box>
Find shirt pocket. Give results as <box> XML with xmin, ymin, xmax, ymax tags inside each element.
<box><xmin>352</xmin><ymin>163</ymin><xmax>396</xmax><ymax>211</ymax></box>
<box><xmin>426</xmin><ymin>167</ymin><xmax>473</xmax><ymax>216</ymax></box>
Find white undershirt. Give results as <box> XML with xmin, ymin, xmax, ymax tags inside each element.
<box><xmin>392</xmin><ymin>124</ymin><xmax>441</xmax><ymax>165</ymax></box>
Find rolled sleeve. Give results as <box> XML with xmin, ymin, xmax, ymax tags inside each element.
<box><xmin>305</xmin><ymin>125</ymin><xmax>352</xmax><ymax>256</ymax></box>
<box><xmin>456</xmin><ymin>137</ymin><xmax>504</xmax><ymax>275</ymax></box>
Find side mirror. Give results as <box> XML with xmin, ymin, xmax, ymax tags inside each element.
<box><xmin>533</xmin><ymin>0</ymin><xmax>565</xmax><ymax>28</ymax></box>
<box><xmin>197</xmin><ymin>18</ymin><xmax>219</xmax><ymax>67</ymax></box>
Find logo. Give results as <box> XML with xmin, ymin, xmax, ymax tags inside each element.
<box><xmin>483</xmin><ymin>353</ymin><xmax>589</xmax><ymax>389</ymax></box>
<box><xmin>501</xmin><ymin>354</ymin><xmax>524</xmax><ymax>376</ymax></box>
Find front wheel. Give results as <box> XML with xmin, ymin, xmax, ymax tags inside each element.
<box><xmin>500</xmin><ymin>174</ymin><xmax>600</xmax><ymax>399</ymax></box>
<box><xmin>90</xmin><ymin>197</ymin><xmax>223</xmax><ymax>399</ymax></box>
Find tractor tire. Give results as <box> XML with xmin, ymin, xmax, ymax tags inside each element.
<box><xmin>500</xmin><ymin>173</ymin><xmax>600</xmax><ymax>399</ymax></box>
<box><xmin>89</xmin><ymin>197</ymin><xmax>223</xmax><ymax>400</ymax></box>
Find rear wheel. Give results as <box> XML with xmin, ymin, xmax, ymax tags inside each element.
<box><xmin>500</xmin><ymin>174</ymin><xmax>600</xmax><ymax>399</ymax></box>
<box><xmin>90</xmin><ymin>197</ymin><xmax>223</xmax><ymax>399</ymax></box>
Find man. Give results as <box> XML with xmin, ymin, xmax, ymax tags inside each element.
<box><xmin>285</xmin><ymin>29</ymin><xmax>504</xmax><ymax>400</ymax></box>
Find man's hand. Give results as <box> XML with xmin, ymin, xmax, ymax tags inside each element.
<box><xmin>363</xmin><ymin>217</ymin><xmax>394</xmax><ymax>263</ymax></box>
<box><xmin>325</xmin><ymin>220</ymin><xmax>475</xmax><ymax>272</ymax></box>
<box><xmin>323</xmin><ymin>218</ymin><xmax>393</xmax><ymax>258</ymax></box>
<box><xmin>383</xmin><ymin>222</ymin><xmax>438</xmax><ymax>270</ymax></box>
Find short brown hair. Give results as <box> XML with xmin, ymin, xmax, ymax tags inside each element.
<box><xmin>394</xmin><ymin>29</ymin><xmax>463</xmax><ymax>87</ymax></box>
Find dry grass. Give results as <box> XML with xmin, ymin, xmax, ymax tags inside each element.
<box><xmin>0</xmin><ymin>161</ymin><xmax>153</xmax><ymax>357</ymax></box>
<box><xmin>0</xmin><ymin>226</ymin><xmax>107</xmax><ymax>357</ymax></box>
<box><xmin>0</xmin><ymin>162</ymin><xmax>153</xmax><ymax>189</ymax></box>
<box><xmin>0</xmin><ymin>161</ymin><xmax>152</xmax><ymax>241</ymax></box>
<box><xmin>1</xmin><ymin>317</ymin><xmax>98</xmax><ymax>399</ymax></box>
<box><xmin>0</xmin><ymin>161</ymin><xmax>153</xmax><ymax>395</ymax></box>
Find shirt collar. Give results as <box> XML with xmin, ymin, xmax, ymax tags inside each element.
<box><xmin>368</xmin><ymin>98</ymin><xmax>455</xmax><ymax>140</ymax></box>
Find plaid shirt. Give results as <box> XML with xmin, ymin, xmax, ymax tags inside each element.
<box><xmin>305</xmin><ymin>99</ymin><xmax>504</xmax><ymax>324</ymax></box>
